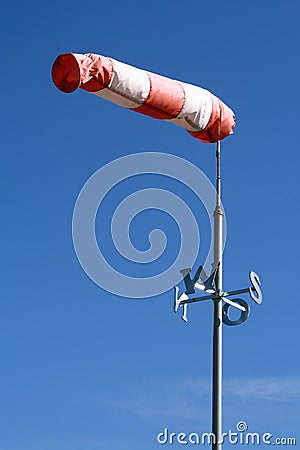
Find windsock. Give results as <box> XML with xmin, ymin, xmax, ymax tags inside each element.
<box><xmin>52</xmin><ymin>53</ymin><xmax>236</xmax><ymax>143</ymax></box>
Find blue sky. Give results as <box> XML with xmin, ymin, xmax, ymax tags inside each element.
<box><xmin>1</xmin><ymin>0</ymin><xmax>300</xmax><ymax>449</ymax></box>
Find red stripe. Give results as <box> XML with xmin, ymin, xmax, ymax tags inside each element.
<box><xmin>134</xmin><ymin>72</ymin><xmax>185</xmax><ymax>120</ymax></box>
<box><xmin>188</xmin><ymin>94</ymin><xmax>236</xmax><ymax>143</ymax></box>
<box><xmin>79</xmin><ymin>54</ymin><xmax>113</xmax><ymax>92</ymax></box>
<box><xmin>52</xmin><ymin>53</ymin><xmax>113</xmax><ymax>93</ymax></box>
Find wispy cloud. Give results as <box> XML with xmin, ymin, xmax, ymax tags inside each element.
<box><xmin>109</xmin><ymin>378</ymin><xmax>210</xmax><ymax>420</ymax></box>
<box><xmin>225</xmin><ymin>376</ymin><xmax>300</xmax><ymax>401</ymax></box>
<box><xmin>109</xmin><ymin>376</ymin><xmax>300</xmax><ymax>420</ymax></box>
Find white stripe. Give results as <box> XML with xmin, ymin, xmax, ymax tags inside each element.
<box><xmin>167</xmin><ymin>82</ymin><xmax>212</xmax><ymax>131</ymax></box>
<box><xmin>93</xmin><ymin>88</ymin><xmax>141</xmax><ymax>109</ymax></box>
<box><xmin>93</xmin><ymin>59</ymin><xmax>150</xmax><ymax>109</ymax></box>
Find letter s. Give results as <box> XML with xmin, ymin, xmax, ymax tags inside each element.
<box><xmin>249</xmin><ymin>271</ymin><xmax>262</xmax><ymax>304</ymax></box>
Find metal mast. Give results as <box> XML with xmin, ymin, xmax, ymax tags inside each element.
<box><xmin>212</xmin><ymin>141</ymin><xmax>223</xmax><ymax>449</ymax></box>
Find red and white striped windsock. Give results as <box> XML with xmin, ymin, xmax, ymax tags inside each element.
<box><xmin>52</xmin><ymin>53</ymin><xmax>236</xmax><ymax>143</ymax></box>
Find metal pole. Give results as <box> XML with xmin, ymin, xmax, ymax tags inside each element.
<box><xmin>212</xmin><ymin>141</ymin><xmax>223</xmax><ymax>449</ymax></box>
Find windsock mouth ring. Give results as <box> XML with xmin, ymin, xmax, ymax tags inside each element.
<box><xmin>52</xmin><ymin>53</ymin><xmax>81</xmax><ymax>93</ymax></box>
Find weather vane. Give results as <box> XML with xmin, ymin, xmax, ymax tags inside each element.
<box><xmin>174</xmin><ymin>141</ymin><xmax>262</xmax><ymax>326</ymax></box>
<box><xmin>174</xmin><ymin>140</ymin><xmax>262</xmax><ymax>448</ymax></box>
<box><xmin>52</xmin><ymin>52</ymin><xmax>263</xmax><ymax>450</ymax></box>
